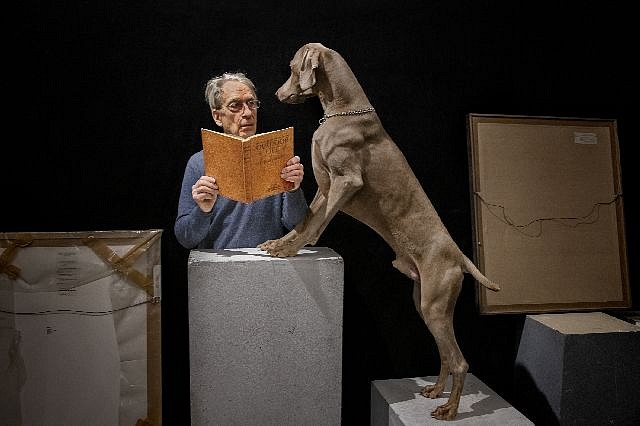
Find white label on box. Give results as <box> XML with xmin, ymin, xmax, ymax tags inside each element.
<box><xmin>574</xmin><ymin>132</ymin><xmax>598</xmax><ymax>144</ymax></box>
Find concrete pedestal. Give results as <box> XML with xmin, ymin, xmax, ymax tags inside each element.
<box><xmin>188</xmin><ymin>247</ymin><xmax>343</xmax><ymax>426</ymax></box>
<box><xmin>514</xmin><ymin>312</ymin><xmax>640</xmax><ymax>425</ymax></box>
<box><xmin>371</xmin><ymin>374</ymin><xmax>532</xmax><ymax>425</ymax></box>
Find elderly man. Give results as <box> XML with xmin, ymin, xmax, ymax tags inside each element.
<box><xmin>174</xmin><ymin>72</ymin><xmax>308</xmax><ymax>249</ymax></box>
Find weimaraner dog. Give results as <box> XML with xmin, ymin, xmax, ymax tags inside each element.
<box><xmin>259</xmin><ymin>42</ymin><xmax>500</xmax><ymax>420</ymax></box>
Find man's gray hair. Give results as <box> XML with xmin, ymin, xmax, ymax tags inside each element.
<box><xmin>205</xmin><ymin>72</ymin><xmax>257</xmax><ymax>110</ymax></box>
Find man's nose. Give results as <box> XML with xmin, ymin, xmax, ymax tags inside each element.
<box><xmin>240</xmin><ymin>103</ymin><xmax>253</xmax><ymax>116</ymax></box>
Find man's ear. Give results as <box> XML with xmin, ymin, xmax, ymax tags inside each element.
<box><xmin>211</xmin><ymin>109</ymin><xmax>223</xmax><ymax>127</ymax></box>
<box><xmin>299</xmin><ymin>48</ymin><xmax>320</xmax><ymax>91</ymax></box>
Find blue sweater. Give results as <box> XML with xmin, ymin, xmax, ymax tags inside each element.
<box><xmin>174</xmin><ymin>151</ymin><xmax>309</xmax><ymax>249</ymax></box>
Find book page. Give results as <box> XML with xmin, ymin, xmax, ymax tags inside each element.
<box><xmin>202</xmin><ymin>129</ymin><xmax>247</xmax><ymax>202</ymax></box>
<box><xmin>246</xmin><ymin>127</ymin><xmax>294</xmax><ymax>201</ymax></box>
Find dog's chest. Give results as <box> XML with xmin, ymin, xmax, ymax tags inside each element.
<box><xmin>310</xmin><ymin>134</ymin><xmax>333</xmax><ymax>193</ymax></box>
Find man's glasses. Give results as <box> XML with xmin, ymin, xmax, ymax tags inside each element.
<box><xmin>223</xmin><ymin>99</ymin><xmax>261</xmax><ymax>113</ymax></box>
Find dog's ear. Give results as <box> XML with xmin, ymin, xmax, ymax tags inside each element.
<box><xmin>299</xmin><ymin>47</ymin><xmax>320</xmax><ymax>91</ymax></box>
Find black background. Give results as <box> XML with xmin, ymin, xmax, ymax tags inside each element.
<box><xmin>6</xmin><ymin>1</ymin><xmax>637</xmax><ymax>424</ymax></box>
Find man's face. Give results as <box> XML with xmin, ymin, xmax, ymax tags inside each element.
<box><xmin>211</xmin><ymin>80</ymin><xmax>258</xmax><ymax>138</ymax></box>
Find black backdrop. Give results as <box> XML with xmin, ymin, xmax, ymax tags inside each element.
<box><xmin>7</xmin><ymin>1</ymin><xmax>637</xmax><ymax>424</ymax></box>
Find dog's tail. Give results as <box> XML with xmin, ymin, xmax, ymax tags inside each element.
<box><xmin>462</xmin><ymin>255</ymin><xmax>500</xmax><ymax>291</ymax></box>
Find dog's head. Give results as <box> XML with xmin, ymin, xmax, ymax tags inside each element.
<box><xmin>276</xmin><ymin>43</ymin><xmax>328</xmax><ymax>104</ymax></box>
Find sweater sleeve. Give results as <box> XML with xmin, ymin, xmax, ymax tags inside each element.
<box><xmin>281</xmin><ymin>188</ymin><xmax>309</xmax><ymax>230</ymax></box>
<box><xmin>174</xmin><ymin>153</ymin><xmax>213</xmax><ymax>249</ymax></box>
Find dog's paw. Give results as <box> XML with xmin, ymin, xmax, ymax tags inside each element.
<box><xmin>420</xmin><ymin>384</ymin><xmax>443</xmax><ymax>399</ymax></box>
<box><xmin>430</xmin><ymin>401</ymin><xmax>458</xmax><ymax>421</ymax></box>
<box><xmin>257</xmin><ymin>239</ymin><xmax>277</xmax><ymax>251</ymax></box>
<box><xmin>271</xmin><ymin>248</ymin><xmax>299</xmax><ymax>257</ymax></box>
<box><xmin>269</xmin><ymin>244</ymin><xmax>300</xmax><ymax>257</ymax></box>
<box><xmin>258</xmin><ymin>239</ymin><xmax>299</xmax><ymax>257</ymax></box>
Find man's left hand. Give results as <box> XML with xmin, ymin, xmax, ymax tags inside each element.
<box><xmin>281</xmin><ymin>155</ymin><xmax>304</xmax><ymax>191</ymax></box>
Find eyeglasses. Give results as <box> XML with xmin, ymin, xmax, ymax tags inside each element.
<box><xmin>222</xmin><ymin>99</ymin><xmax>261</xmax><ymax>113</ymax></box>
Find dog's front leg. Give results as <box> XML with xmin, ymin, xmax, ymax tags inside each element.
<box><xmin>258</xmin><ymin>189</ymin><xmax>325</xmax><ymax>254</ymax></box>
<box><xmin>259</xmin><ymin>172</ymin><xmax>363</xmax><ymax>257</ymax></box>
<box><xmin>304</xmin><ymin>172</ymin><xmax>363</xmax><ymax>244</ymax></box>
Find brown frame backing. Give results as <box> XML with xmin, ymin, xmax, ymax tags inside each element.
<box><xmin>467</xmin><ymin>114</ymin><xmax>630</xmax><ymax>314</ymax></box>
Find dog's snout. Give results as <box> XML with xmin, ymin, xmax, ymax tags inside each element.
<box><xmin>275</xmin><ymin>85</ymin><xmax>288</xmax><ymax>102</ymax></box>
<box><xmin>275</xmin><ymin>73</ymin><xmax>308</xmax><ymax>104</ymax></box>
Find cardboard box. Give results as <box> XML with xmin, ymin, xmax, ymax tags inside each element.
<box><xmin>0</xmin><ymin>230</ymin><xmax>162</xmax><ymax>425</ymax></box>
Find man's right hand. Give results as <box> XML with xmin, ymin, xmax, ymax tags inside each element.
<box><xmin>192</xmin><ymin>175</ymin><xmax>219</xmax><ymax>213</ymax></box>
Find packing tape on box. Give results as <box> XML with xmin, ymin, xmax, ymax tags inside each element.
<box><xmin>82</xmin><ymin>233</ymin><xmax>161</xmax><ymax>297</ymax></box>
<box><xmin>0</xmin><ymin>238</ymin><xmax>33</xmax><ymax>280</ymax></box>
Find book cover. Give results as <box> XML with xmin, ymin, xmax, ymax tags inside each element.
<box><xmin>201</xmin><ymin>126</ymin><xmax>294</xmax><ymax>203</ymax></box>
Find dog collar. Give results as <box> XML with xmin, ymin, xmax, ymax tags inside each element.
<box><xmin>319</xmin><ymin>107</ymin><xmax>376</xmax><ymax>124</ymax></box>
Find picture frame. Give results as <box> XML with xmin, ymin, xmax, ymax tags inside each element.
<box><xmin>467</xmin><ymin>114</ymin><xmax>630</xmax><ymax>314</ymax></box>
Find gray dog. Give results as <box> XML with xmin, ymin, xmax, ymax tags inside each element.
<box><xmin>259</xmin><ymin>42</ymin><xmax>500</xmax><ymax>420</ymax></box>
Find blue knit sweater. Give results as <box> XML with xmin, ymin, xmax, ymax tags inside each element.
<box><xmin>174</xmin><ymin>151</ymin><xmax>309</xmax><ymax>249</ymax></box>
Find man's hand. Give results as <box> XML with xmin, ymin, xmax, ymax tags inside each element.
<box><xmin>192</xmin><ymin>176</ymin><xmax>219</xmax><ymax>212</ymax></box>
<box><xmin>281</xmin><ymin>155</ymin><xmax>304</xmax><ymax>191</ymax></box>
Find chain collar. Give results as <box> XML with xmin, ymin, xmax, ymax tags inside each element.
<box><xmin>319</xmin><ymin>107</ymin><xmax>376</xmax><ymax>124</ymax></box>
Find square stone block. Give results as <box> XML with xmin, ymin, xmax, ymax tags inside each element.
<box><xmin>514</xmin><ymin>312</ymin><xmax>640</xmax><ymax>425</ymax></box>
<box><xmin>188</xmin><ymin>247</ymin><xmax>343</xmax><ymax>426</ymax></box>
<box><xmin>371</xmin><ymin>374</ymin><xmax>532</xmax><ymax>425</ymax></box>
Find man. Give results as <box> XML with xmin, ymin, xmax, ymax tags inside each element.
<box><xmin>174</xmin><ymin>72</ymin><xmax>308</xmax><ymax>249</ymax></box>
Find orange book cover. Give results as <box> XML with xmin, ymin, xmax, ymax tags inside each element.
<box><xmin>201</xmin><ymin>127</ymin><xmax>294</xmax><ymax>203</ymax></box>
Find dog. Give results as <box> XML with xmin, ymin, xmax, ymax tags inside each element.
<box><xmin>258</xmin><ymin>42</ymin><xmax>500</xmax><ymax>420</ymax></box>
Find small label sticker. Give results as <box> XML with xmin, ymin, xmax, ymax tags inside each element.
<box><xmin>574</xmin><ymin>132</ymin><xmax>598</xmax><ymax>144</ymax></box>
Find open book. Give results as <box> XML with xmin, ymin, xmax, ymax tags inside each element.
<box><xmin>201</xmin><ymin>127</ymin><xmax>294</xmax><ymax>203</ymax></box>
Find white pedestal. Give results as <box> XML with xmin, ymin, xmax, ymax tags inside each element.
<box><xmin>371</xmin><ymin>374</ymin><xmax>533</xmax><ymax>425</ymax></box>
<box><xmin>514</xmin><ymin>312</ymin><xmax>640</xmax><ymax>425</ymax></box>
<box><xmin>188</xmin><ymin>247</ymin><xmax>343</xmax><ymax>426</ymax></box>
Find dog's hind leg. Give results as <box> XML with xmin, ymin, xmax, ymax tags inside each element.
<box><xmin>416</xmin><ymin>261</ymin><xmax>467</xmax><ymax>420</ymax></box>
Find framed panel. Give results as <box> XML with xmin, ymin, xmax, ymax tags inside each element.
<box><xmin>0</xmin><ymin>230</ymin><xmax>163</xmax><ymax>425</ymax></box>
<box><xmin>467</xmin><ymin>114</ymin><xmax>630</xmax><ymax>314</ymax></box>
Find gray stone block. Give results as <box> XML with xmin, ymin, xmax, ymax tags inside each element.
<box><xmin>371</xmin><ymin>374</ymin><xmax>533</xmax><ymax>425</ymax></box>
<box><xmin>188</xmin><ymin>247</ymin><xmax>343</xmax><ymax>426</ymax></box>
<box><xmin>514</xmin><ymin>312</ymin><xmax>640</xmax><ymax>425</ymax></box>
